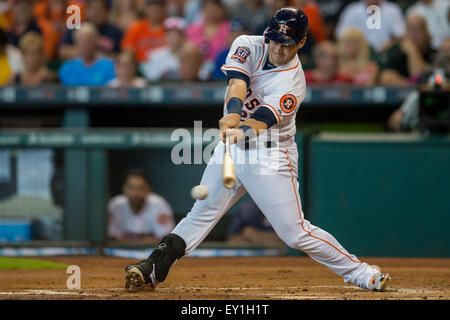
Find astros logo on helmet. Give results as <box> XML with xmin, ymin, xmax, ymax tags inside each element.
<box><xmin>278</xmin><ymin>21</ymin><xmax>290</xmax><ymax>34</ymax></box>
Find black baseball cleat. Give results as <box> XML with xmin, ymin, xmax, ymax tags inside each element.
<box><xmin>124</xmin><ymin>233</ymin><xmax>187</xmax><ymax>292</ymax></box>
<box><xmin>124</xmin><ymin>259</ymin><xmax>158</xmax><ymax>291</ymax></box>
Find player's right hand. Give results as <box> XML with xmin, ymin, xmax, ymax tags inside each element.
<box><xmin>219</xmin><ymin>113</ymin><xmax>241</xmax><ymax>142</ymax></box>
<box><xmin>224</xmin><ymin>128</ymin><xmax>245</xmax><ymax>144</ymax></box>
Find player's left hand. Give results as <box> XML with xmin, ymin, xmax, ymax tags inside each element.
<box><xmin>219</xmin><ymin>113</ymin><xmax>241</xmax><ymax>142</ymax></box>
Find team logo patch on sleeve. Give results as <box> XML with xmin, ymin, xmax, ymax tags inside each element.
<box><xmin>231</xmin><ymin>46</ymin><xmax>251</xmax><ymax>64</ymax></box>
<box><xmin>280</xmin><ymin>94</ymin><xmax>297</xmax><ymax>113</ymax></box>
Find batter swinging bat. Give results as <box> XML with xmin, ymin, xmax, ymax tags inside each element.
<box><xmin>223</xmin><ymin>135</ymin><xmax>237</xmax><ymax>189</ymax></box>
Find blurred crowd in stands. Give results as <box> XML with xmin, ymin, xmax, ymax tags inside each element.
<box><xmin>0</xmin><ymin>0</ymin><xmax>448</xmax><ymax>88</ymax></box>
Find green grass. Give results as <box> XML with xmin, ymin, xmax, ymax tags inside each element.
<box><xmin>0</xmin><ymin>257</ymin><xmax>68</xmax><ymax>270</ymax></box>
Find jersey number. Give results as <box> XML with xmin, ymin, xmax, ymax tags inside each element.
<box><xmin>241</xmin><ymin>98</ymin><xmax>261</xmax><ymax>119</ymax></box>
<box><xmin>245</xmin><ymin>98</ymin><xmax>260</xmax><ymax>110</ymax></box>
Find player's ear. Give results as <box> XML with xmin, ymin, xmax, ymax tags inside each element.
<box><xmin>297</xmin><ymin>37</ymin><xmax>307</xmax><ymax>50</ymax></box>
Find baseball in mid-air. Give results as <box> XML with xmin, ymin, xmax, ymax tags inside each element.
<box><xmin>191</xmin><ymin>185</ymin><xmax>208</xmax><ymax>200</ymax></box>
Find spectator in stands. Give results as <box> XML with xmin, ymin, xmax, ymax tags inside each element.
<box><xmin>179</xmin><ymin>41</ymin><xmax>204</xmax><ymax>81</ymax></box>
<box><xmin>231</xmin><ymin>0</ymin><xmax>269</xmax><ymax>36</ymax></box>
<box><xmin>226</xmin><ymin>200</ymin><xmax>284</xmax><ymax>248</ymax></box>
<box><xmin>6</xmin><ymin>0</ymin><xmax>58</xmax><ymax>60</ymax></box>
<box><xmin>292</xmin><ymin>0</ymin><xmax>326</xmax><ymax>44</ymax></box>
<box><xmin>304</xmin><ymin>41</ymin><xmax>353</xmax><ymax>84</ymax></box>
<box><xmin>108</xmin><ymin>169</ymin><xmax>175</xmax><ymax>242</ymax></box>
<box><xmin>269</xmin><ymin>0</ymin><xmax>290</xmax><ymax>14</ymax></box>
<box><xmin>335</xmin><ymin>0</ymin><xmax>406</xmax><ymax>53</ymax></box>
<box><xmin>379</xmin><ymin>15</ymin><xmax>436</xmax><ymax>86</ymax></box>
<box><xmin>212</xmin><ymin>19</ymin><xmax>248</xmax><ymax>80</ymax></box>
<box><xmin>59</xmin><ymin>0</ymin><xmax>123</xmax><ymax>60</ymax></box>
<box><xmin>121</xmin><ymin>0</ymin><xmax>167</xmax><ymax>62</ymax></box>
<box><xmin>108</xmin><ymin>49</ymin><xmax>147</xmax><ymax>87</ymax></box>
<box><xmin>337</xmin><ymin>28</ymin><xmax>378</xmax><ymax>86</ymax></box>
<box><xmin>0</xmin><ymin>0</ymin><xmax>13</xmax><ymax>30</ymax></box>
<box><xmin>186</xmin><ymin>0</ymin><xmax>230</xmax><ymax>70</ymax></box>
<box><xmin>33</xmin><ymin>0</ymin><xmax>79</xmax><ymax>54</ymax></box>
<box><xmin>316</xmin><ymin>0</ymin><xmax>355</xmax><ymax>39</ymax></box>
<box><xmin>10</xmin><ymin>32</ymin><xmax>55</xmax><ymax>86</ymax></box>
<box><xmin>166</xmin><ymin>0</ymin><xmax>186</xmax><ymax>17</ymax></box>
<box><xmin>140</xmin><ymin>16</ymin><xmax>187</xmax><ymax>81</ymax></box>
<box><xmin>6</xmin><ymin>0</ymin><xmax>41</xmax><ymax>47</ymax></box>
<box><xmin>0</xmin><ymin>27</ymin><xmax>23</xmax><ymax>86</ymax></box>
<box><xmin>387</xmin><ymin>37</ymin><xmax>450</xmax><ymax>132</ymax></box>
<box><xmin>58</xmin><ymin>22</ymin><xmax>115</xmax><ymax>86</ymax></box>
<box><xmin>183</xmin><ymin>0</ymin><xmax>203</xmax><ymax>25</ymax></box>
<box><xmin>109</xmin><ymin>0</ymin><xmax>141</xmax><ymax>32</ymax></box>
<box><xmin>406</xmin><ymin>0</ymin><xmax>450</xmax><ymax>50</ymax></box>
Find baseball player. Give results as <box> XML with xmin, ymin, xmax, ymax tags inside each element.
<box><xmin>125</xmin><ymin>7</ymin><xmax>391</xmax><ymax>292</ymax></box>
<box><xmin>108</xmin><ymin>170</ymin><xmax>175</xmax><ymax>241</ymax></box>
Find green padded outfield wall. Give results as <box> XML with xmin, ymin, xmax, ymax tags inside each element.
<box><xmin>306</xmin><ymin>133</ymin><xmax>450</xmax><ymax>257</ymax></box>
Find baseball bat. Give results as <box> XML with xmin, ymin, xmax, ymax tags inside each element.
<box><xmin>222</xmin><ymin>135</ymin><xmax>237</xmax><ymax>189</ymax></box>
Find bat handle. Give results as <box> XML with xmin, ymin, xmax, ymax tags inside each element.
<box><xmin>223</xmin><ymin>134</ymin><xmax>236</xmax><ymax>189</ymax></box>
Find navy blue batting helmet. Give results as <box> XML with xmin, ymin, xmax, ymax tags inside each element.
<box><xmin>263</xmin><ymin>7</ymin><xmax>308</xmax><ymax>46</ymax></box>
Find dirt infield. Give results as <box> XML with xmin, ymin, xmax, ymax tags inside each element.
<box><xmin>0</xmin><ymin>256</ymin><xmax>449</xmax><ymax>300</ymax></box>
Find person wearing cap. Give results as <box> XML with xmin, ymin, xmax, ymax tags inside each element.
<box><xmin>139</xmin><ymin>16</ymin><xmax>187</xmax><ymax>81</ymax></box>
<box><xmin>121</xmin><ymin>0</ymin><xmax>167</xmax><ymax>62</ymax></box>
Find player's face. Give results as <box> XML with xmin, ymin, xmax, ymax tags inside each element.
<box><xmin>268</xmin><ymin>39</ymin><xmax>303</xmax><ymax>66</ymax></box>
<box><xmin>124</xmin><ymin>176</ymin><xmax>149</xmax><ymax>211</ymax></box>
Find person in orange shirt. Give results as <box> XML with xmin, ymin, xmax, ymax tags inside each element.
<box><xmin>34</xmin><ymin>0</ymin><xmax>86</xmax><ymax>48</ymax></box>
<box><xmin>0</xmin><ymin>0</ymin><xmax>13</xmax><ymax>30</ymax></box>
<box><xmin>121</xmin><ymin>0</ymin><xmax>166</xmax><ymax>62</ymax></box>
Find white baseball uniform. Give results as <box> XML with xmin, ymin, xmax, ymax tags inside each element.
<box><xmin>108</xmin><ymin>193</ymin><xmax>175</xmax><ymax>240</ymax></box>
<box><xmin>172</xmin><ymin>35</ymin><xmax>379</xmax><ymax>289</ymax></box>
